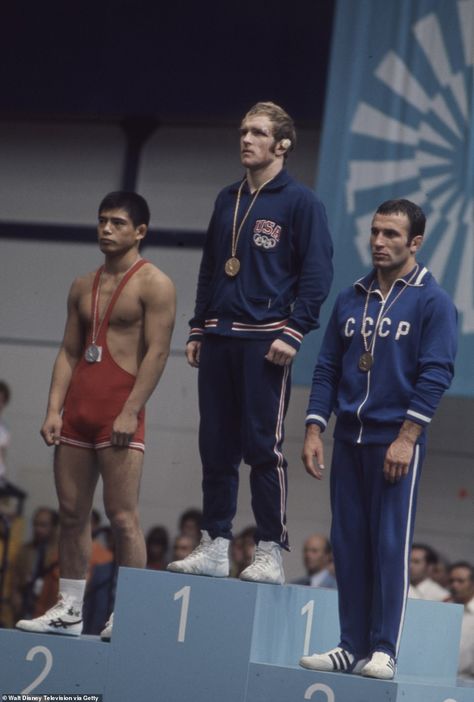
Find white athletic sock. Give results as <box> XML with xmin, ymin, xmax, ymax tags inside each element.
<box><xmin>59</xmin><ymin>578</ymin><xmax>86</xmax><ymax>606</ymax></box>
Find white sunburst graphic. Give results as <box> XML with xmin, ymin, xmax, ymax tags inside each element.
<box><xmin>346</xmin><ymin>1</ymin><xmax>474</xmax><ymax>333</ymax></box>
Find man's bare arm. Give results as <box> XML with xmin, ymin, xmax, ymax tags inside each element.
<box><xmin>111</xmin><ymin>270</ymin><xmax>176</xmax><ymax>446</ymax></box>
<box><xmin>41</xmin><ymin>279</ymin><xmax>85</xmax><ymax>446</ymax></box>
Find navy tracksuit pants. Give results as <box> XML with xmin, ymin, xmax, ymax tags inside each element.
<box><xmin>198</xmin><ymin>335</ymin><xmax>291</xmax><ymax>548</ymax></box>
<box><xmin>330</xmin><ymin>440</ymin><xmax>425</xmax><ymax>660</ymax></box>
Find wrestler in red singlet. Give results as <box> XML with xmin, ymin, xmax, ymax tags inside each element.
<box><xmin>61</xmin><ymin>259</ymin><xmax>148</xmax><ymax>452</ymax></box>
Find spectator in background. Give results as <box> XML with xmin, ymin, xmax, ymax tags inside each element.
<box><xmin>0</xmin><ymin>381</ymin><xmax>26</xmax><ymax>502</ymax></box>
<box><xmin>230</xmin><ymin>526</ymin><xmax>257</xmax><ymax>578</ymax></box>
<box><xmin>0</xmin><ymin>381</ymin><xmax>11</xmax><ymax>489</ymax></box>
<box><xmin>292</xmin><ymin>534</ymin><xmax>337</xmax><ymax>588</ymax></box>
<box><xmin>90</xmin><ymin>509</ymin><xmax>114</xmax><ymax>566</ymax></box>
<box><xmin>431</xmin><ymin>555</ymin><xmax>451</xmax><ymax>591</ymax></box>
<box><xmin>171</xmin><ymin>534</ymin><xmax>195</xmax><ymax>563</ymax></box>
<box><xmin>408</xmin><ymin>543</ymin><xmax>449</xmax><ymax>601</ymax></box>
<box><xmin>178</xmin><ymin>508</ymin><xmax>202</xmax><ymax>547</ymax></box>
<box><xmin>146</xmin><ymin>526</ymin><xmax>169</xmax><ymax>570</ymax></box>
<box><xmin>10</xmin><ymin>507</ymin><xmax>59</xmax><ymax>620</ymax></box>
<box><xmin>448</xmin><ymin>561</ymin><xmax>474</xmax><ymax>680</ymax></box>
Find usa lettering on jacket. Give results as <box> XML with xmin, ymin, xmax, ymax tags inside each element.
<box><xmin>253</xmin><ymin>219</ymin><xmax>282</xmax><ymax>249</ymax></box>
<box><xmin>344</xmin><ymin>316</ymin><xmax>411</xmax><ymax>340</ymax></box>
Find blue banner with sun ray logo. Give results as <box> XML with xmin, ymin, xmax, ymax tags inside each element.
<box><xmin>294</xmin><ymin>0</ymin><xmax>474</xmax><ymax>396</ymax></box>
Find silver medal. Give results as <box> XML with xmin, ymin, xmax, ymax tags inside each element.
<box><xmin>84</xmin><ymin>344</ymin><xmax>102</xmax><ymax>363</ymax></box>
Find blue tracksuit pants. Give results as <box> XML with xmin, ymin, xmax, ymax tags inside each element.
<box><xmin>330</xmin><ymin>440</ymin><xmax>425</xmax><ymax>660</ymax></box>
<box><xmin>198</xmin><ymin>335</ymin><xmax>291</xmax><ymax>548</ymax></box>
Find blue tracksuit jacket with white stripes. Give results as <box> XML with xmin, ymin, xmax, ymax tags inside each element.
<box><xmin>188</xmin><ymin>169</ymin><xmax>334</xmax><ymax>351</ymax></box>
<box><xmin>306</xmin><ymin>265</ymin><xmax>457</xmax><ymax>443</ymax></box>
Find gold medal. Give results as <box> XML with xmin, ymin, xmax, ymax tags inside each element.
<box><xmin>225</xmin><ymin>257</ymin><xmax>241</xmax><ymax>277</ymax></box>
<box><xmin>358</xmin><ymin>351</ymin><xmax>373</xmax><ymax>372</ymax></box>
<box><xmin>227</xmin><ymin>176</ymin><xmax>273</xmax><ymax>278</ymax></box>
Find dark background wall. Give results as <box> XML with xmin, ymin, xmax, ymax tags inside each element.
<box><xmin>1</xmin><ymin>1</ymin><xmax>335</xmax><ymax>124</ymax></box>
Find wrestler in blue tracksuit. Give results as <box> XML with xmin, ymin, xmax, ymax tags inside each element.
<box><xmin>189</xmin><ymin>168</ymin><xmax>333</xmax><ymax>548</ymax></box>
<box><xmin>306</xmin><ymin>264</ymin><xmax>457</xmax><ymax>660</ymax></box>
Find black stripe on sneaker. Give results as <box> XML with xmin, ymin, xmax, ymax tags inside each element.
<box><xmin>329</xmin><ymin>652</ymin><xmax>339</xmax><ymax>670</ymax></box>
<box><xmin>49</xmin><ymin>617</ymin><xmax>82</xmax><ymax>628</ymax></box>
<box><xmin>335</xmin><ymin>651</ymin><xmax>348</xmax><ymax>671</ymax></box>
<box><xmin>387</xmin><ymin>658</ymin><xmax>395</xmax><ymax>671</ymax></box>
<box><xmin>340</xmin><ymin>649</ymin><xmax>351</xmax><ymax>670</ymax></box>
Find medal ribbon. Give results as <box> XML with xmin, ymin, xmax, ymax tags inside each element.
<box><xmin>361</xmin><ymin>265</ymin><xmax>420</xmax><ymax>360</ymax></box>
<box><xmin>230</xmin><ymin>176</ymin><xmax>274</xmax><ymax>261</ymax></box>
<box><xmin>88</xmin><ymin>258</ymin><xmax>146</xmax><ymax>346</ymax></box>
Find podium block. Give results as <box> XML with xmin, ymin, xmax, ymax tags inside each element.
<box><xmin>105</xmin><ymin>569</ymin><xmax>258</xmax><ymax>702</ymax></box>
<box><xmin>250</xmin><ymin>584</ymin><xmax>463</xmax><ymax>684</ymax></box>
<box><xmin>245</xmin><ymin>663</ymin><xmax>474</xmax><ymax>702</ymax></box>
<box><xmin>0</xmin><ymin>629</ymin><xmax>109</xmax><ymax>696</ymax></box>
<box><xmin>245</xmin><ymin>663</ymin><xmax>397</xmax><ymax>702</ymax></box>
<box><xmin>247</xmin><ymin>584</ymin><xmax>470</xmax><ymax>702</ymax></box>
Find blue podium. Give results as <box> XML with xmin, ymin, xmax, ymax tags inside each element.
<box><xmin>0</xmin><ymin>629</ymin><xmax>109</xmax><ymax>696</ymax></box>
<box><xmin>0</xmin><ymin>568</ymin><xmax>472</xmax><ymax>702</ymax></box>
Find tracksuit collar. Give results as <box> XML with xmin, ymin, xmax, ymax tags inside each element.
<box><xmin>228</xmin><ymin>168</ymin><xmax>292</xmax><ymax>193</ymax></box>
<box><xmin>354</xmin><ymin>263</ymin><xmax>430</xmax><ymax>293</ymax></box>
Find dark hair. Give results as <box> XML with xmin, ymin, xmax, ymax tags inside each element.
<box><xmin>178</xmin><ymin>508</ymin><xmax>202</xmax><ymax>530</ymax></box>
<box><xmin>98</xmin><ymin>191</ymin><xmax>150</xmax><ymax>227</ymax></box>
<box><xmin>0</xmin><ymin>381</ymin><xmax>11</xmax><ymax>404</ymax></box>
<box><xmin>34</xmin><ymin>507</ymin><xmax>59</xmax><ymax>528</ymax></box>
<box><xmin>244</xmin><ymin>101</ymin><xmax>297</xmax><ymax>156</ymax></box>
<box><xmin>146</xmin><ymin>525</ymin><xmax>169</xmax><ymax>551</ymax></box>
<box><xmin>412</xmin><ymin>543</ymin><xmax>438</xmax><ymax>565</ymax></box>
<box><xmin>375</xmin><ymin>199</ymin><xmax>426</xmax><ymax>242</ymax></box>
<box><xmin>238</xmin><ymin>525</ymin><xmax>258</xmax><ymax>541</ymax></box>
<box><xmin>449</xmin><ymin>561</ymin><xmax>474</xmax><ymax>580</ymax></box>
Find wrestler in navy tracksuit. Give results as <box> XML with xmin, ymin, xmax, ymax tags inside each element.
<box><xmin>189</xmin><ymin>169</ymin><xmax>333</xmax><ymax>548</ymax></box>
<box><xmin>306</xmin><ymin>264</ymin><xmax>457</xmax><ymax>660</ymax></box>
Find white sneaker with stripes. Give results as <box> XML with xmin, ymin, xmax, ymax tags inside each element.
<box><xmin>16</xmin><ymin>594</ymin><xmax>82</xmax><ymax>636</ymax></box>
<box><xmin>239</xmin><ymin>541</ymin><xmax>285</xmax><ymax>584</ymax></box>
<box><xmin>299</xmin><ymin>646</ymin><xmax>368</xmax><ymax>674</ymax></box>
<box><xmin>360</xmin><ymin>651</ymin><xmax>396</xmax><ymax>679</ymax></box>
<box><xmin>167</xmin><ymin>530</ymin><xmax>230</xmax><ymax>577</ymax></box>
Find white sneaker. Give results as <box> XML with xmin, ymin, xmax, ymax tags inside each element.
<box><xmin>100</xmin><ymin>612</ymin><xmax>114</xmax><ymax>641</ymax></box>
<box><xmin>361</xmin><ymin>651</ymin><xmax>396</xmax><ymax>680</ymax></box>
<box><xmin>239</xmin><ymin>540</ymin><xmax>285</xmax><ymax>584</ymax></box>
<box><xmin>299</xmin><ymin>646</ymin><xmax>367</xmax><ymax>674</ymax></box>
<box><xmin>167</xmin><ymin>530</ymin><xmax>229</xmax><ymax>577</ymax></box>
<box><xmin>16</xmin><ymin>594</ymin><xmax>82</xmax><ymax>636</ymax></box>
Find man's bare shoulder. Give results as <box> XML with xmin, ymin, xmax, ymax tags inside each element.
<box><xmin>68</xmin><ymin>270</ymin><xmax>96</xmax><ymax>300</ymax></box>
<box><xmin>138</xmin><ymin>261</ymin><xmax>176</xmax><ymax>297</ymax></box>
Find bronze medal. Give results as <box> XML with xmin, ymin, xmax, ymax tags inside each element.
<box><xmin>358</xmin><ymin>351</ymin><xmax>373</xmax><ymax>372</ymax></box>
<box><xmin>225</xmin><ymin>257</ymin><xmax>241</xmax><ymax>277</ymax></box>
